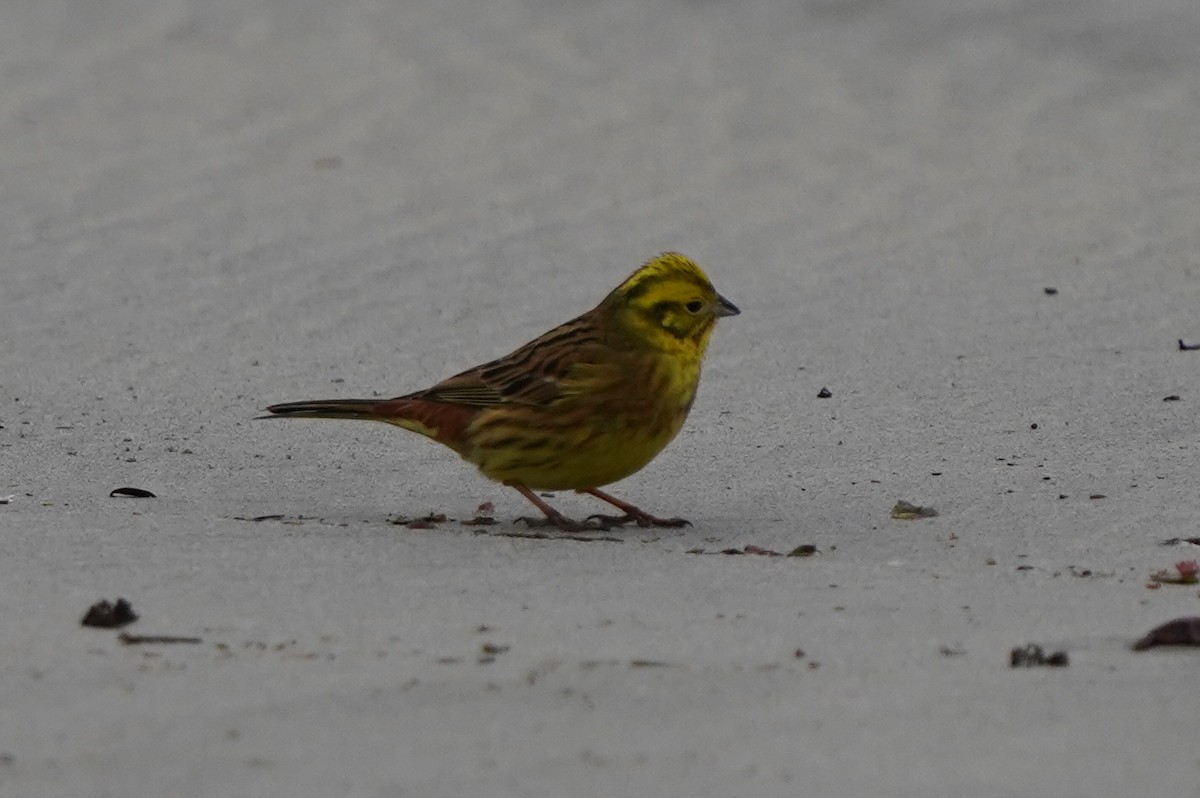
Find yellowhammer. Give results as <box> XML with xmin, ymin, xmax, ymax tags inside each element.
<box><xmin>262</xmin><ymin>252</ymin><xmax>739</xmax><ymax>531</ymax></box>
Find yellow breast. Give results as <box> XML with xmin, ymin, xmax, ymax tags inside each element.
<box><xmin>466</xmin><ymin>350</ymin><xmax>702</xmax><ymax>491</ymax></box>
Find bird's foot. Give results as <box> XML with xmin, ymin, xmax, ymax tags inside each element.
<box><xmin>579</xmin><ymin>489</ymin><xmax>691</xmax><ymax>528</ymax></box>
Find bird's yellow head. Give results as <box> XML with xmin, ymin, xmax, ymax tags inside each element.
<box><xmin>601</xmin><ymin>252</ymin><xmax>739</xmax><ymax>353</ymax></box>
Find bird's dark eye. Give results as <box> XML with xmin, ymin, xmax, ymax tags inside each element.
<box><xmin>684</xmin><ymin>300</ymin><xmax>703</xmax><ymax>313</ymax></box>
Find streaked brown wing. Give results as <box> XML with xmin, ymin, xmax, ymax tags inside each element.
<box><xmin>417</xmin><ymin>311</ymin><xmax>610</xmax><ymax>408</ymax></box>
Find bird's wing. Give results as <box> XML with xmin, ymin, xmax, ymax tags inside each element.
<box><xmin>417</xmin><ymin>313</ymin><xmax>618</xmax><ymax>408</ymax></box>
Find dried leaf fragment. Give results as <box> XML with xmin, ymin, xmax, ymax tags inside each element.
<box><xmin>118</xmin><ymin>633</ymin><xmax>202</xmax><ymax>645</ymax></box>
<box><xmin>110</xmin><ymin>487</ymin><xmax>156</xmax><ymax>498</ymax></box>
<box><xmin>81</xmin><ymin>598</ymin><xmax>139</xmax><ymax>629</ymax></box>
<box><xmin>391</xmin><ymin>512</ymin><xmax>448</xmax><ymax>529</ymax></box>
<box><xmin>1009</xmin><ymin>644</ymin><xmax>1068</xmax><ymax>668</ymax></box>
<box><xmin>1149</xmin><ymin>560</ymin><xmax>1199</xmax><ymax>585</ymax></box>
<box><xmin>1159</xmin><ymin>537</ymin><xmax>1200</xmax><ymax>547</ymax></box>
<box><xmin>1132</xmin><ymin>617</ymin><xmax>1200</xmax><ymax>650</ymax></box>
<box><xmin>891</xmin><ymin>500</ymin><xmax>938</xmax><ymax>519</ymax></box>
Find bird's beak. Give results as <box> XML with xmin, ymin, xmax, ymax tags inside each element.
<box><xmin>714</xmin><ymin>294</ymin><xmax>740</xmax><ymax>317</ymax></box>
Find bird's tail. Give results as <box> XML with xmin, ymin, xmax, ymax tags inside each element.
<box><xmin>259</xmin><ymin>395</ymin><xmax>477</xmax><ymax>455</ymax></box>
<box><xmin>259</xmin><ymin>399</ymin><xmax>384</xmax><ymax>421</ymax></box>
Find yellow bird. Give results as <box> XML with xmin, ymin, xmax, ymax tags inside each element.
<box><xmin>263</xmin><ymin>252</ymin><xmax>739</xmax><ymax>530</ymax></box>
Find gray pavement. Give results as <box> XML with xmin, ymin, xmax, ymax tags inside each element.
<box><xmin>2</xmin><ymin>1</ymin><xmax>1199</xmax><ymax>795</ymax></box>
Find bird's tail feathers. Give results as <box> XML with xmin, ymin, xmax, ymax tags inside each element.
<box><xmin>258</xmin><ymin>399</ymin><xmax>383</xmax><ymax>421</ymax></box>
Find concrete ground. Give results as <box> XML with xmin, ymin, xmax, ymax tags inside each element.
<box><xmin>2</xmin><ymin>1</ymin><xmax>1199</xmax><ymax>795</ymax></box>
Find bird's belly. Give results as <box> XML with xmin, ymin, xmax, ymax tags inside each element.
<box><xmin>481</xmin><ymin>425</ymin><xmax>676</xmax><ymax>490</ymax></box>
<box><xmin>464</xmin><ymin>351</ymin><xmax>701</xmax><ymax>491</ymax></box>
<box><xmin>467</xmin><ymin>398</ymin><xmax>689</xmax><ymax>491</ymax></box>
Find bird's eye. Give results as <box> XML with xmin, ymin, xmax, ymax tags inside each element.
<box><xmin>684</xmin><ymin>300</ymin><xmax>704</xmax><ymax>314</ymax></box>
